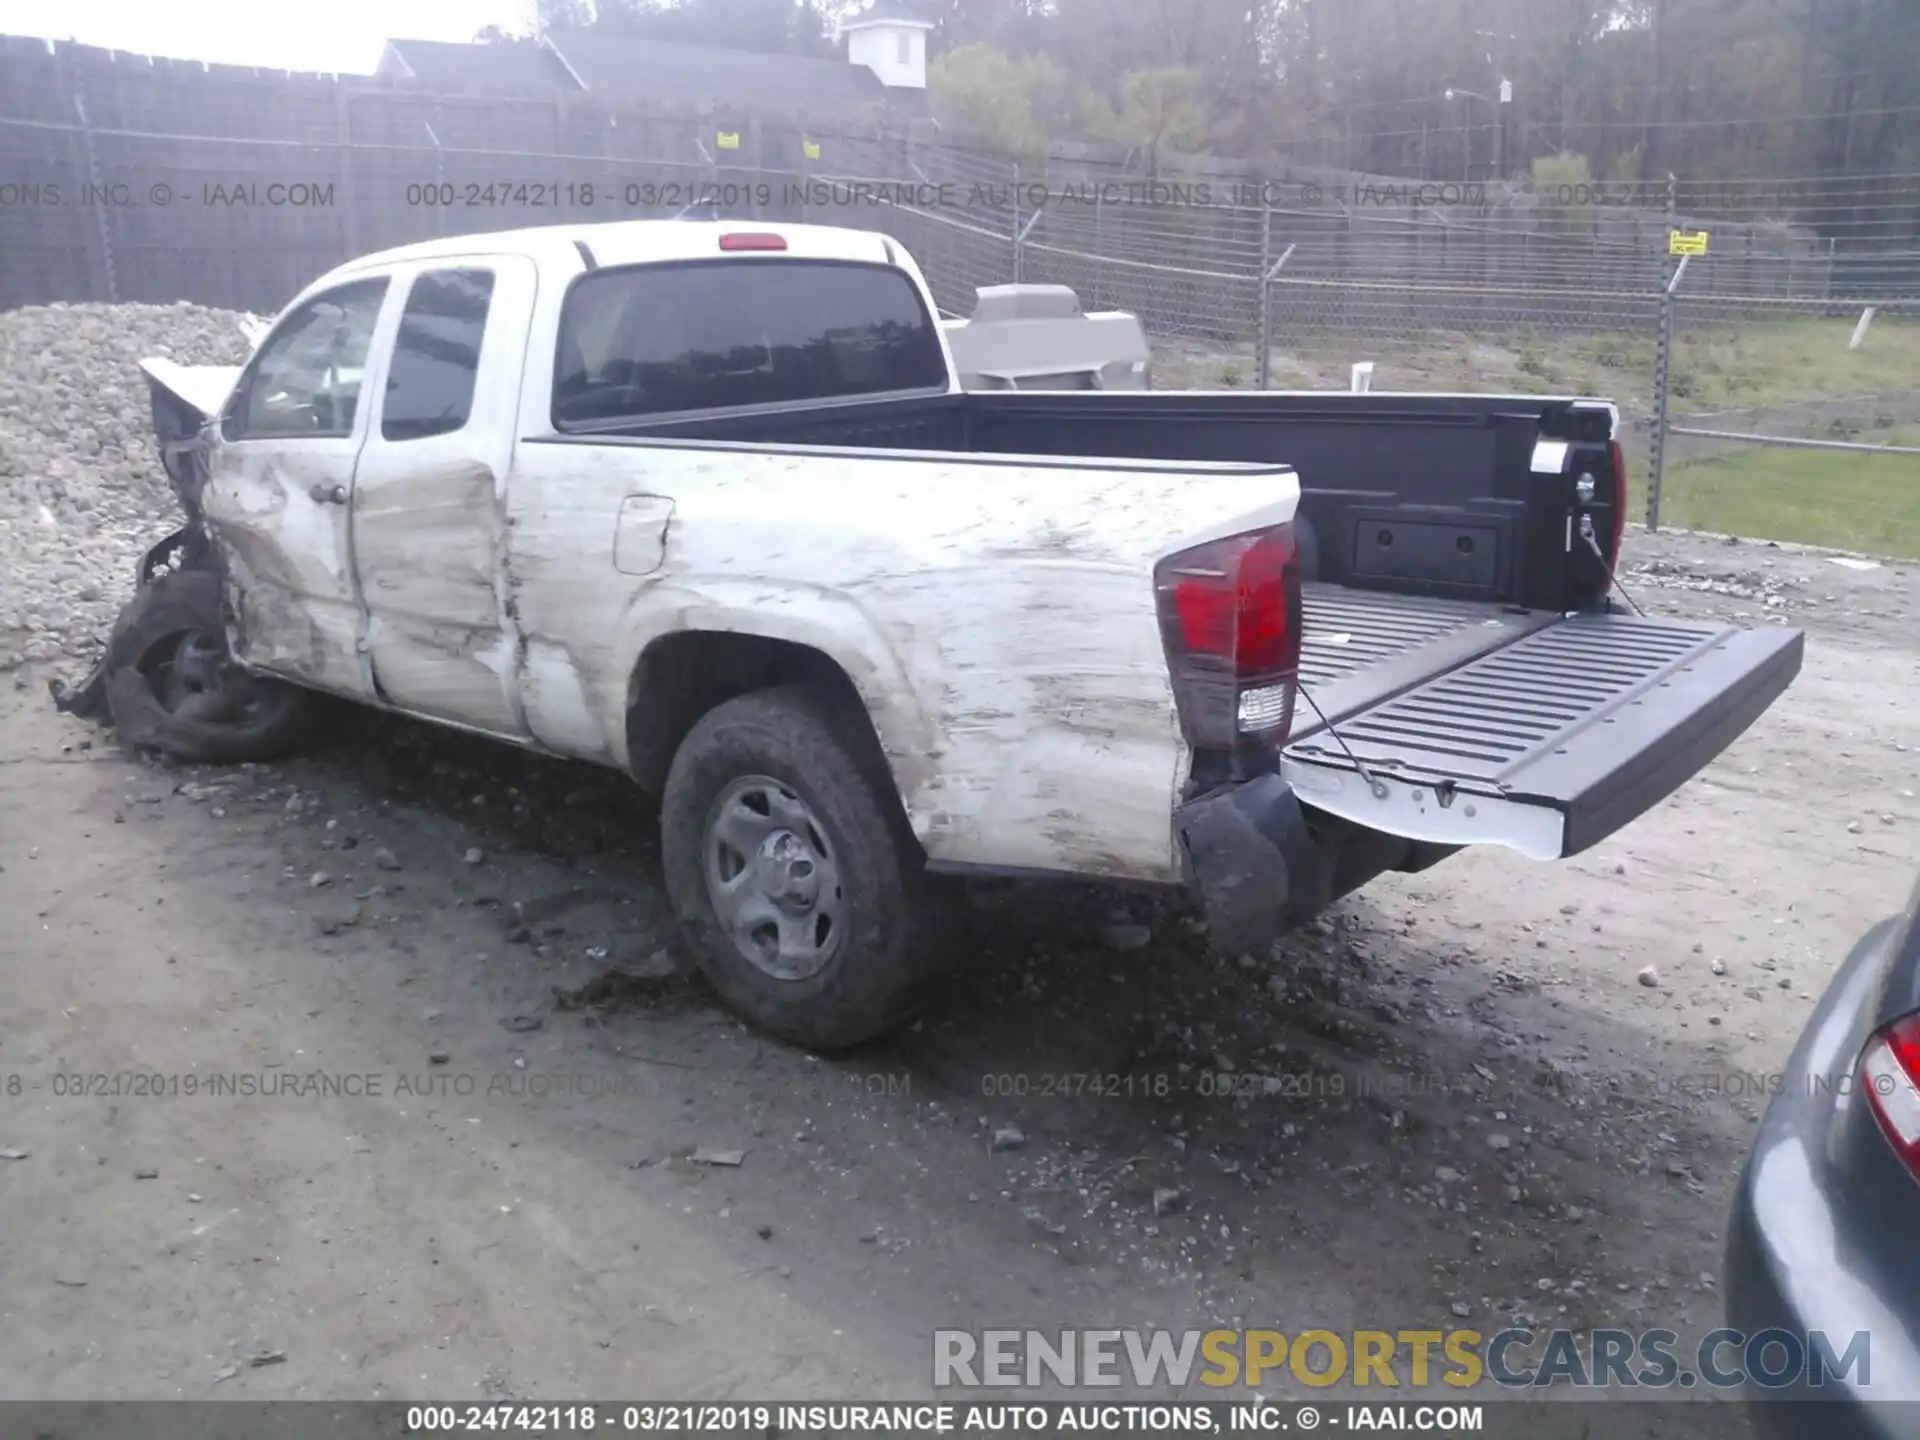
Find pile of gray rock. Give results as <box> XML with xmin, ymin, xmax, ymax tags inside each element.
<box><xmin>0</xmin><ymin>300</ymin><xmax>254</xmax><ymax>673</ymax></box>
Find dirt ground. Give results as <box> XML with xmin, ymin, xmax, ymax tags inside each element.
<box><xmin>0</xmin><ymin>525</ymin><xmax>1914</xmax><ymax>1423</ymax></box>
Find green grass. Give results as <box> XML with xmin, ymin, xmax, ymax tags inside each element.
<box><xmin>1660</xmin><ymin>428</ymin><xmax>1920</xmax><ymax>559</ymax></box>
<box><xmin>1164</xmin><ymin>315</ymin><xmax>1920</xmax><ymax>414</ymax></box>
<box><xmin>1664</xmin><ymin>317</ymin><xmax>1920</xmax><ymax>411</ymax></box>
<box><xmin>1431</xmin><ymin>316</ymin><xmax>1920</xmax><ymax>411</ymax></box>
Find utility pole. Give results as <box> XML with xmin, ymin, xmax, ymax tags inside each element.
<box><xmin>1497</xmin><ymin>77</ymin><xmax>1512</xmax><ymax>179</ymax></box>
<box><xmin>1447</xmin><ymin>85</ymin><xmax>1512</xmax><ymax>181</ymax></box>
<box><xmin>1643</xmin><ymin>0</ymin><xmax>1667</xmax><ymax>179</ymax></box>
<box><xmin>1471</xmin><ymin>27</ymin><xmax>1517</xmax><ymax>178</ymax></box>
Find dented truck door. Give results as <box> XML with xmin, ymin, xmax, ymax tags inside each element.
<box><xmin>350</xmin><ymin>257</ymin><xmax>536</xmax><ymax>736</ymax></box>
<box><xmin>203</xmin><ymin>276</ymin><xmax>393</xmax><ymax>698</ymax></box>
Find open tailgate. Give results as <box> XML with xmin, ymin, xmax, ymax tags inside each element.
<box><xmin>1282</xmin><ymin>612</ymin><xmax>1804</xmax><ymax>860</ymax></box>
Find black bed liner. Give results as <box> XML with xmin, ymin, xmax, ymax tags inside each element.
<box><xmin>554</xmin><ymin>387</ymin><xmax>1629</xmax><ymax>615</ymax></box>
<box><xmin>1290</xmin><ymin>586</ymin><xmax>1805</xmax><ymax>857</ymax></box>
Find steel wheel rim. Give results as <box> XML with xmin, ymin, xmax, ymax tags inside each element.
<box><xmin>702</xmin><ymin>774</ymin><xmax>844</xmax><ymax>982</ymax></box>
<box><xmin>138</xmin><ymin>627</ymin><xmax>263</xmax><ymax>720</ymax></box>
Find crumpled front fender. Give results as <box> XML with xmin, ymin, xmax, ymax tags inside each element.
<box><xmin>49</xmin><ymin>526</ymin><xmax>205</xmax><ymax>719</ymax></box>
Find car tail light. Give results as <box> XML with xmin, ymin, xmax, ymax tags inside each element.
<box><xmin>1861</xmin><ymin>1015</ymin><xmax>1920</xmax><ymax>1170</ymax></box>
<box><xmin>1154</xmin><ymin>524</ymin><xmax>1302</xmax><ymax>754</ymax></box>
<box><xmin>1608</xmin><ymin>439</ymin><xmax>1629</xmax><ymax>564</ymax></box>
<box><xmin>719</xmin><ymin>232</ymin><xmax>787</xmax><ymax>252</ymax></box>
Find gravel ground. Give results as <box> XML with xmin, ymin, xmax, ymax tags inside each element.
<box><xmin>0</xmin><ymin>302</ymin><xmax>254</xmax><ymax>673</ymax></box>
<box><xmin>0</xmin><ymin>305</ymin><xmax>1915</xmax><ymax>1421</ymax></box>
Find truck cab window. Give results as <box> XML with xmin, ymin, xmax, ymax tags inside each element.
<box><xmin>383</xmin><ymin>268</ymin><xmax>496</xmax><ymax>441</ymax></box>
<box><xmin>226</xmin><ymin>278</ymin><xmax>388</xmax><ymax>441</ymax></box>
<box><xmin>553</xmin><ymin>259</ymin><xmax>947</xmax><ymax>426</ymax></box>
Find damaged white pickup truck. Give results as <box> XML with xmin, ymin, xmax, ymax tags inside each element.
<box><xmin>56</xmin><ymin>219</ymin><xmax>1804</xmax><ymax>1048</ymax></box>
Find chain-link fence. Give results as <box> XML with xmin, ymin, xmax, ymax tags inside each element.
<box><xmin>3</xmin><ymin>36</ymin><xmax>1917</xmax><ymax>555</ymax></box>
<box><xmin>995</xmin><ymin>174</ymin><xmax>1920</xmax><ymax>559</ymax></box>
<box><xmin>878</xmin><ymin>160</ymin><xmax>1920</xmax><ymax>560</ymax></box>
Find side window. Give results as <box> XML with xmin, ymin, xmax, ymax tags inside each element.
<box><xmin>896</xmin><ymin>31</ymin><xmax>911</xmax><ymax>64</ymax></box>
<box><xmin>553</xmin><ymin>260</ymin><xmax>948</xmax><ymax>426</ymax></box>
<box><xmin>226</xmin><ymin>278</ymin><xmax>388</xmax><ymax>441</ymax></box>
<box><xmin>383</xmin><ymin>268</ymin><xmax>495</xmax><ymax>442</ymax></box>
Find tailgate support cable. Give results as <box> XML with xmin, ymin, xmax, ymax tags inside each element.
<box><xmin>1579</xmin><ymin>514</ymin><xmax>1649</xmax><ymax>617</ymax></box>
<box><xmin>1296</xmin><ymin>683</ymin><xmax>1392</xmax><ymax>801</ymax></box>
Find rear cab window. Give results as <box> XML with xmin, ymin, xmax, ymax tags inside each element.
<box><xmin>551</xmin><ymin>259</ymin><xmax>948</xmax><ymax>428</ymax></box>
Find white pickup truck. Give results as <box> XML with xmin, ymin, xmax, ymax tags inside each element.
<box><xmin>59</xmin><ymin>219</ymin><xmax>1804</xmax><ymax>1049</ymax></box>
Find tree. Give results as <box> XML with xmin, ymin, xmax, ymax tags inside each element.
<box><xmin>1084</xmin><ymin>67</ymin><xmax>1209</xmax><ymax>174</ymax></box>
<box><xmin>537</xmin><ymin>0</ymin><xmax>836</xmax><ymax>56</ymax></box>
<box><xmin>919</xmin><ymin>0</ymin><xmax>1050</xmax><ymax>54</ymax></box>
<box><xmin>535</xmin><ymin>0</ymin><xmax>595</xmax><ymax>32</ymax></box>
<box><xmin>541</xmin><ymin>0</ymin><xmax>1918</xmax><ymax>249</ymax></box>
<box><xmin>1050</xmin><ymin>0</ymin><xmax>1268</xmax><ymax>145</ymax></box>
<box><xmin>928</xmin><ymin>44</ymin><xmax>1092</xmax><ymax>161</ymax></box>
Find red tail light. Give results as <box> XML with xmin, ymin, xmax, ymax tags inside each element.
<box><xmin>1861</xmin><ymin>1015</ymin><xmax>1920</xmax><ymax>1171</ymax></box>
<box><xmin>1608</xmin><ymin>439</ymin><xmax>1629</xmax><ymax>565</ymax></box>
<box><xmin>719</xmin><ymin>232</ymin><xmax>788</xmax><ymax>252</ymax></box>
<box><xmin>1154</xmin><ymin>524</ymin><xmax>1302</xmax><ymax>753</ymax></box>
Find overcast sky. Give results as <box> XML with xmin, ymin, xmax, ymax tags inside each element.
<box><xmin>0</xmin><ymin>0</ymin><xmax>537</xmax><ymax>74</ymax></box>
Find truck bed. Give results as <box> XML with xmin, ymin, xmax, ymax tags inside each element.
<box><xmin>580</xmin><ymin>387</ymin><xmax>1629</xmax><ymax>616</ymax></box>
<box><xmin>559</xmin><ymin>390</ymin><xmax>1800</xmax><ymax>867</ymax></box>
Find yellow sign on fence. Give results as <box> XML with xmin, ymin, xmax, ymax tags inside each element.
<box><xmin>1668</xmin><ymin>229</ymin><xmax>1711</xmax><ymax>256</ymax></box>
<box><xmin>803</xmin><ymin>139</ymin><xmax>821</xmax><ymax>161</ymax></box>
<box><xmin>716</xmin><ymin>131</ymin><xmax>742</xmax><ymax>151</ymax></box>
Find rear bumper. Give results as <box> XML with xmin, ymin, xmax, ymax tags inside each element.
<box><xmin>1173</xmin><ymin>774</ymin><xmax>1329</xmax><ymax>956</ymax></box>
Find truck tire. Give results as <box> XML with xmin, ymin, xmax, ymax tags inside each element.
<box><xmin>103</xmin><ymin>570</ymin><xmax>309</xmax><ymax>764</ymax></box>
<box><xmin>660</xmin><ymin>684</ymin><xmax>931</xmax><ymax>1051</ymax></box>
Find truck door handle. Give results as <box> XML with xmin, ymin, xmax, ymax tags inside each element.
<box><xmin>309</xmin><ymin>482</ymin><xmax>348</xmax><ymax>505</ymax></box>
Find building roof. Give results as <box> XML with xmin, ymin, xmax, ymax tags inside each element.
<box><xmin>542</xmin><ymin>33</ymin><xmax>888</xmax><ymax>112</ymax></box>
<box><xmin>841</xmin><ymin>0</ymin><xmax>937</xmax><ymax>28</ymax></box>
<box><xmin>378</xmin><ymin>37</ymin><xmax>576</xmax><ymax>92</ymax></box>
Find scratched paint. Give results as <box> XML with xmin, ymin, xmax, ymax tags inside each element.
<box><xmin>149</xmin><ymin>221</ymin><xmax>1299</xmax><ymax>887</ymax></box>
<box><xmin>505</xmin><ymin>440</ymin><xmax>1297</xmax><ymax>882</ymax></box>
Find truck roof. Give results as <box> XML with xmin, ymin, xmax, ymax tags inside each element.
<box><xmin>330</xmin><ymin>218</ymin><xmax>900</xmax><ymax>278</ymax></box>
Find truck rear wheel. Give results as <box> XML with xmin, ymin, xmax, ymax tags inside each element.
<box><xmin>660</xmin><ymin>685</ymin><xmax>930</xmax><ymax>1050</ymax></box>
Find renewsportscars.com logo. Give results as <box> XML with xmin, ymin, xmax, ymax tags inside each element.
<box><xmin>933</xmin><ymin>1328</ymin><xmax>1871</xmax><ymax>1392</ymax></box>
